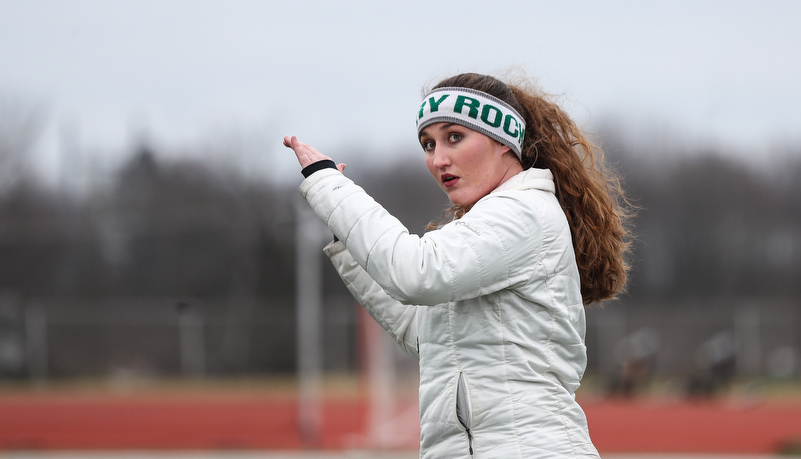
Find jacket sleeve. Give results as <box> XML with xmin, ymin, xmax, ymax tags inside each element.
<box><xmin>301</xmin><ymin>169</ymin><xmax>543</xmax><ymax>306</ymax></box>
<box><xmin>324</xmin><ymin>240</ymin><xmax>419</xmax><ymax>359</ymax></box>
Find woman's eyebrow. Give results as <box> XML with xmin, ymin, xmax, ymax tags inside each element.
<box><xmin>419</xmin><ymin>123</ymin><xmax>458</xmax><ymax>139</ymax></box>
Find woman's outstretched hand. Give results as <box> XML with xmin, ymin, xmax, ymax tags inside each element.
<box><xmin>283</xmin><ymin>135</ymin><xmax>346</xmax><ymax>173</ymax></box>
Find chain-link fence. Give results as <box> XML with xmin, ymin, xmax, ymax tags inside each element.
<box><xmin>1</xmin><ymin>293</ymin><xmax>797</xmax><ymax>388</ymax></box>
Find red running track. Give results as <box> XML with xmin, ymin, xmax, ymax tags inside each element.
<box><xmin>1</xmin><ymin>392</ymin><xmax>800</xmax><ymax>454</ymax></box>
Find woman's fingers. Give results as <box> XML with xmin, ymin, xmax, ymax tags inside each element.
<box><xmin>284</xmin><ymin>135</ymin><xmax>328</xmax><ymax>168</ymax></box>
<box><xmin>284</xmin><ymin>136</ymin><xmax>342</xmax><ymax>174</ymax></box>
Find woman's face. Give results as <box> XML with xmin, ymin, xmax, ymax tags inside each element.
<box><xmin>420</xmin><ymin>122</ymin><xmax>521</xmax><ymax>206</ymax></box>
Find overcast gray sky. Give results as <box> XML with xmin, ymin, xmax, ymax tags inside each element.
<box><xmin>2</xmin><ymin>0</ymin><xmax>800</xmax><ymax>184</ymax></box>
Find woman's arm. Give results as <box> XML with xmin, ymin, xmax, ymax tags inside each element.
<box><xmin>325</xmin><ymin>240</ymin><xmax>419</xmax><ymax>359</ymax></box>
<box><xmin>301</xmin><ymin>169</ymin><xmax>542</xmax><ymax>306</ymax></box>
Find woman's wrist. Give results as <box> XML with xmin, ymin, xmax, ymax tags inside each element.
<box><xmin>301</xmin><ymin>159</ymin><xmax>337</xmax><ymax>178</ymax></box>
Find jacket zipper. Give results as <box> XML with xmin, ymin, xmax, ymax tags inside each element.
<box><xmin>456</xmin><ymin>372</ymin><xmax>474</xmax><ymax>456</ymax></box>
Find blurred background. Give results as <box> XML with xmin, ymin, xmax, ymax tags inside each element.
<box><xmin>0</xmin><ymin>0</ymin><xmax>800</xmax><ymax>456</ymax></box>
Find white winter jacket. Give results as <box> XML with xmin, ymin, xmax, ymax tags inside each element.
<box><xmin>300</xmin><ymin>167</ymin><xmax>599</xmax><ymax>458</ymax></box>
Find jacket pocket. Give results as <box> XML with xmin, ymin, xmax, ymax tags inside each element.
<box><xmin>455</xmin><ymin>372</ymin><xmax>474</xmax><ymax>456</ymax></box>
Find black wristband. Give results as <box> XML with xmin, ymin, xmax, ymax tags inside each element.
<box><xmin>301</xmin><ymin>160</ymin><xmax>337</xmax><ymax>178</ymax></box>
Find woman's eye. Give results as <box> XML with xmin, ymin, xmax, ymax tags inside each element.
<box><xmin>448</xmin><ymin>133</ymin><xmax>462</xmax><ymax>142</ymax></box>
<box><xmin>422</xmin><ymin>140</ymin><xmax>435</xmax><ymax>151</ymax></box>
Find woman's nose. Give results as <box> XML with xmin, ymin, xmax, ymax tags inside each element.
<box><xmin>431</xmin><ymin>147</ymin><xmax>451</xmax><ymax>168</ymax></box>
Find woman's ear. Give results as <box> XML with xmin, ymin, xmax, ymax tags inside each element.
<box><xmin>493</xmin><ymin>141</ymin><xmax>512</xmax><ymax>158</ymax></box>
<box><xmin>494</xmin><ymin>142</ymin><xmax>523</xmax><ymax>168</ymax></box>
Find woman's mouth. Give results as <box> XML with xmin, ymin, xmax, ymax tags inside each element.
<box><xmin>441</xmin><ymin>174</ymin><xmax>459</xmax><ymax>187</ymax></box>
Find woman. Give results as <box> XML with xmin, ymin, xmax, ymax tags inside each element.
<box><xmin>284</xmin><ymin>73</ymin><xmax>631</xmax><ymax>458</ymax></box>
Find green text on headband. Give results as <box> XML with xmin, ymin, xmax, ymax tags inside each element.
<box><xmin>416</xmin><ymin>87</ymin><xmax>526</xmax><ymax>159</ymax></box>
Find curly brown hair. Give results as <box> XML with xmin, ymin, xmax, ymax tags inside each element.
<box><xmin>425</xmin><ymin>73</ymin><xmax>633</xmax><ymax>305</ymax></box>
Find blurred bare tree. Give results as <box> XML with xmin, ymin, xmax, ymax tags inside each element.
<box><xmin>622</xmin><ymin>152</ymin><xmax>801</xmax><ymax>300</ymax></box>
<box><xmin>0</xmin><ymin>97</ymin><xmax>42</xmax><ymax>193</ymax></box>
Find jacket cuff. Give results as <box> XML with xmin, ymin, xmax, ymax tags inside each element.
<box><xmin>323</xmin><ymin>240</ymin><xmax>347</xmax><ymax>258</ymax></box>
<box><xmin>299</xmin><ymin>167</ymin><xmax>342</xmax><ymax>199</ymax></box>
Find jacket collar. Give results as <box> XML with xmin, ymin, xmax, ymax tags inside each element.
<box><xmin>491</xmin><ymin>168</ymin><xmax>555</xmax><ymax>195</ymax></box>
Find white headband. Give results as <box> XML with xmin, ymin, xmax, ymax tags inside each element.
<box><xmin>416</xmin><ymin>87</ymin><xmax>526</xmax><ymax>159</ymax></box>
